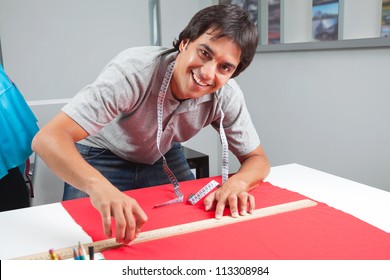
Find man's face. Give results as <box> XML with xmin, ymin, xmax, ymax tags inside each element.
<box><xmin>170</xmin><ymin>29</ymin><xmax>241</xmax><ymax>100</ymax></box>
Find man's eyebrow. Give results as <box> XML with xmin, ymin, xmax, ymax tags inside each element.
<box><xmin>200</xmin><ymin>43</ymin><xmax>215</xmax><ymax>56</ymax></box>
<box><xmin>199</xmin><ymin>43</ymin><xmax>238</xmax><ymax>69</ymax></box>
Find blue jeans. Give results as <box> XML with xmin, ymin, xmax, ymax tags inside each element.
<box><xmin>63</xmin><ymin>142</ymin><xmax>195</xmax><ymax>200</ymax></box>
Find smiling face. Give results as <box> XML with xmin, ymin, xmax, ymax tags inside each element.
<box><xmin>170</xmin><ymin>29</ymin><xmax>242</xmax><ymax>100</ymax></box>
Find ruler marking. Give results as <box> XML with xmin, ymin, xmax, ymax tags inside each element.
<box><xmin>13</xmin><ymin>199</ymin><xmax>316</xmax><ymax>260</ymax></box>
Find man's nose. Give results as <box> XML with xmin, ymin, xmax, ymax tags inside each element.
<box><xmin>200</xmin><ymin>62</ymin><xmax>216</xmax><ymax>81</ymax></box>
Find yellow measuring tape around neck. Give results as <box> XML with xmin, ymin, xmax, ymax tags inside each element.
<box><xmin>13</xmin><ymin>199</ymin><xmax>317</xmax><ymax>260</ymax></box>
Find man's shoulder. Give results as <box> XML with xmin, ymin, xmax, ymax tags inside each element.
<box><xmin>117</xmin><ymin>46</ymin><xmax>172</xmax><ymax>57</ymax></box>
<box><xmin>115</xmin><ymin>46</ymin><xmax>174</xmax><ymax>64</ymax></box>
<box><xmin>217</xmin><ymin>79</ymin><xmax>243</xmax><ymax>98</ymax></box>
<box><xmin>107</xmin><ymin>46</ymin><xmax>176</xmax><ymax>74</ymax></box>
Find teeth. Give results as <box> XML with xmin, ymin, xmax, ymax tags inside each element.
<box><xmin>192</xmin><ymin>72</ymin><xmax>208</xmax><ymax>87</ymax></box>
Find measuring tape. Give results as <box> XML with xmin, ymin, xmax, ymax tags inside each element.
<box><xmin>219</xmin><ymin>108</ymin><xmax>229</xmax><ymax>184</ymax></box>
<box><xmin>13</xmin><ymin>199</ymin><xmax>317</xmax><ymax>260</ymax></box>
<box><xmin>188</xmin><ymin>180</ymin><xmax>220</xmax><ymax>205</ymax></box>
<box><xmin>154</xmin><ymin>61</ymin><xmax>184</xmax><ymax>208</ymax></box>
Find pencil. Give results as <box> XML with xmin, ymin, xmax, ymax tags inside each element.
<box><xmin>78</xmin><ymin>242</ymin><xmax>86</xmax><ymax>260</ymax></box>
<box><xmin>49</xmin><ymin>249</ymin><xmax>59</xmax><ymax>260</ymax></box>
<box><xmin>73</xmin><ymin>247</ymin><xmax>80</xmax><ymax>260</ymax></box>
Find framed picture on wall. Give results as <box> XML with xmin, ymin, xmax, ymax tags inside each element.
<box><xmin>312</xmin><ymin>0</ymin><xmax>339</xmax><ymax>41</ymax></box>
<box><xmin>268</xmin><ymin>0</ymin><xmax>280</xmax><ymax>44</ymax></box>
<box><xmin>381</xmin><ymin>0</ymin><xmax>390</xmax><ymax>37</ymax></box>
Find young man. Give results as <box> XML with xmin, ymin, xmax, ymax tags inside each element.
<box><xmin>32</xmin><ymin>4</ymin><xmax>270</xmax><ymax>244</ymax></box>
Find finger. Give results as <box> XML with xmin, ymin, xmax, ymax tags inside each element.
<box><xmin>215</xmin><ymin>198</ymin><xmax>227</xmax><ymax>219</ymax></box>
<box><xmin>100</xmin><ymin>206</ymin><xmax>113</xmax><ymax>238</ymax></box>
<box><xmin>228</xmin><ymin>194</ymin><xmax>239</xmax><ymax>218</ymax></box>
<box><xmin>133</xmin><ymin>204</ymin><xmax>148</xmax><ymax>238</ymax></box>
<box><xmin>112</xmin><ymin>204</ymin><xmax>128</xmax><ymax>244</ymax></box>
<box><xmin>237</xmin><ymin>192</ymin><xmax>248</xmax><ymax>216</ymax></box>
<box><xmin>248</xmin><ymin>193</ymin><xmax>255</xmax><ymax>214</ymax></box>
<box><xmin>122</xmin><ymin>207</ymin><xmax>136</xmax><ymax>244</ymax></box>
<box><xmin>203</xmin><ymin>191</ymin><xmax>216</xmax><ymax>211</ymax></box>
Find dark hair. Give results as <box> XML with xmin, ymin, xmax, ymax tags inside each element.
<box><xmin>172</xmin><ymin>4</ymin><xmax>258</xmax><ymax>78</ymax></box>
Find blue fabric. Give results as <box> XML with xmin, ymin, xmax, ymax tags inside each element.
<box><xmin>63</xmin><ymin>142</ymin><xmax>195</xmax><ymax>200</ymax></box>
<box><xmin>0</xmin><ymin>65</ymin><xmax>39</xmax><ymax>179</ymax></box>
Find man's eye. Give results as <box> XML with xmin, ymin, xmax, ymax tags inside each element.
<box><xmin>220</xmin><ymin>65</ymin><xmax>232</xmax><ymax>73</ymax></box>
<box><xmin>200</xmin><ymin>49</ymin><xmax>210</xmax><ymax>58</ymax></box>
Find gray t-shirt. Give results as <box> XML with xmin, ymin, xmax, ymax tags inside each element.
<box><xmin>62</xmin><ymin>46</ymin><xmax>260</xmax><ymax>164</ymax></box>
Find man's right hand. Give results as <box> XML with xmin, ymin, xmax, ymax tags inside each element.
<box><xmin>89</xmin><ymin>185</ymin><xmax>148</xmax><ymax>244</ymax></box>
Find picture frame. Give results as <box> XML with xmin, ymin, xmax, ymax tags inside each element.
<box><xmin>312</xmin><ymin>0</ymin><xmax>339</xmax><ymax>41</ymax></box>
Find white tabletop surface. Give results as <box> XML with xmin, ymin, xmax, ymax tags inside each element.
<box><xmin>0</xmin><ymin>202</ymin><xmax>93</xmax><ymax>259</ymax></box>
<box><xmin>1</xmin><ymin>163</ymin><xmax>389</xmax><ymax>260</ymax></box>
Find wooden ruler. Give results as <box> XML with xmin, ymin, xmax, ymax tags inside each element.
<box><xmin>13</xmin><ymin>199</ymin><xmax>317</xmax><ymax>260</ymax></box>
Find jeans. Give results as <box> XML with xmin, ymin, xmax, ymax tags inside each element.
<box><xmin>63</xmin><ymin>142</ymin><xmax>195</xmax><ymax>200</ymax></box>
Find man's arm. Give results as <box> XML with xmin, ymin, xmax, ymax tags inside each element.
<box><xmin>32</xmin><ymin>112</ymin><xmax>147</xmax><ymax>243</ymax></box>
<box><xmin>203</xmin><ymin>144</ymin><xmax>270</xmax><ymax>219</ymax></box>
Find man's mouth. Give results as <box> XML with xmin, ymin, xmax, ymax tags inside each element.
<box><xmin>192</xmin><ymin>71</ymin><xmax>210</xmax><ymax>87</ymax></box>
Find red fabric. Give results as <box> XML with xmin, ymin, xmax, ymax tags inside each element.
<box><xmin>62</xmin><ymin>177</ymin><xmax>390</xmax><ymax>259</ymax></box>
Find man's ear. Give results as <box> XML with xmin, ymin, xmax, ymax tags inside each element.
<box><xmin>179</xmin><ymin>39</ymin><xmax>189</xmax><ymax>52</ymax></box>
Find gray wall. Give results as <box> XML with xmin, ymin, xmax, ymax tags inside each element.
<box><xmin>236</xmin><ymin>47</ymin><xmax>390</xmax><ymax>192</ymax></box>
<box><xmin>0</xmin><ymin>0</ymin><xmax>150</xmax><ymax>100</ymax></box>
<box><xmin>0</xmin><ymin>0</ymin><xmax>150</xmax><ymax>126</ymax></box>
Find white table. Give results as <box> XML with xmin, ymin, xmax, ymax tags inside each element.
<box><xmin>1</xmin><ymin>163</ymin><xmax>390</xmax><ymax>260</ymax></box>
